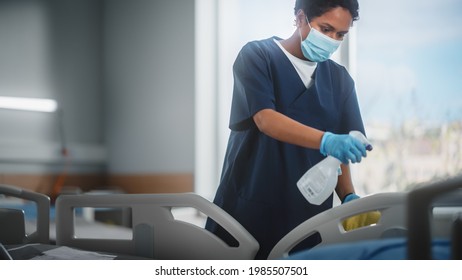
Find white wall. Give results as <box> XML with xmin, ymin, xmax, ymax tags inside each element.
<box><xmin>103</xmin><ymin>0</ymin><xmax>195</xmax><ymax>174</ymax></box>
<box><xmin>0</xmin><ymin>0</ymin><xmax>196</xmax><ymax>177</ymax></box>
<box><xmin>0</xmin><ymin>0</ymin><xmax>105</xmax><ymax>173</ymax></box>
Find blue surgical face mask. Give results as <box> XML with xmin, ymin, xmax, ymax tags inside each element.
<box><xmin>300</xmin><ymin>18</ymin><xmax>342</xmax><ymax>62</ymax></box>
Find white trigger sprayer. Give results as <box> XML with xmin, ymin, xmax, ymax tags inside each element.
<box><xmin>296</xmin><ymin>131</ymin><xmax>373</xmax><ymax>205</ymax></box>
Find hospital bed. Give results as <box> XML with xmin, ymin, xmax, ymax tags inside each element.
<box><xmin>54</xmin><ymin>192</ymin><xmax>259</xmax><ymax>259</ymax></box>
<box><xmin>1</xmin><ymin>175</ymin><xmax>461</xmax><ymax>260</ymax></box>
<box><xmin>0</xmin><ymin>184</ymin><xmax>259</xmax><ymax>260</ymax></box>
<box><xmin>268</xmin><ymin>192</ymin><xmax>407</xmax><ymax>259</ymax></box>
<box><xmin>269</xmin><ymin>175</ymin><xmax>462</xmax><ymax>260</ymax></box>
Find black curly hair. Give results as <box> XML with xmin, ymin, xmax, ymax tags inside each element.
<box><xmin>294</xmin><ymin>0</ymin><xmax>359</xmax><ymax>22</ymax></box>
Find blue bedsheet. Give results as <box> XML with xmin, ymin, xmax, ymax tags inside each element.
<box><xmin>286</xmin><ymin>238</ymin><xmax>451</xmax><ymax>260</ymax></box>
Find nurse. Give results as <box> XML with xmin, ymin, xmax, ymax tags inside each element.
<box><xmin>206</xmin><ymin>0</ymin><xmax>369</xmax><ymax>259</ymax></box>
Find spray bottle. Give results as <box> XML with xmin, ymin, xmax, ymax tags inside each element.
<box><xmin>296</xmin><ymin>131</ymin><xmax>373</xmax><ymax>205</ymax></box>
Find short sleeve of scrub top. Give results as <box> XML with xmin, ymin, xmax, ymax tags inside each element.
<box><xmin>229</xmin><ymin>42</ymin><xmax>276</xmax><ymax>131</ymax></box>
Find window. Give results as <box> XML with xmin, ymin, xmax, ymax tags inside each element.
<box><xmin>352</xmin><ymin>0</ymin><xmax>462</xmax><ymax>193</ymax></box>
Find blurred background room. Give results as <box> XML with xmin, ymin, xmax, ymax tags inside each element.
<box><xmin>0</xmin><ymin>0</ymin><xmax>461</xmax><ymax>205</ymax></box>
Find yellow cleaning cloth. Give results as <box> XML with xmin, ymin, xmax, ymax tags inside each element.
<box><xmin>342</xmin><ymin>211</ymin><xmax>382</xmax><ymax>232</ymax></box>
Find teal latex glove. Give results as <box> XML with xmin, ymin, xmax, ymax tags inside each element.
<box><xmin>342</xmin><ymin>193</ymin><xmax>360</xmax><ymax>204</ymax></box>
<box><xmin>320</xmin><ymin>132</ymin><xmax>367</xmax><ymax>164</ymax></box>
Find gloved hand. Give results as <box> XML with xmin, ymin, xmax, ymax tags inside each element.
<box><xmin>320</xmin><ymin>132</ymin><xmax>368</xmax><ymax>164</ymax></box>
<box><xmin>341</xmin><ymin>194</ymin><xmax>381</xmax><ymax>231</ymax></box>
<box><xmin>342</xmin><ymin>193</ymin><xmax>360</xmax><ymax>204</ymax></box>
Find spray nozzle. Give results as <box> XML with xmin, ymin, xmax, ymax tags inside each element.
<box><xmin>349</xmin><ymin>130</ymin><xmax>373</xmax><ymax>151</ymax></box>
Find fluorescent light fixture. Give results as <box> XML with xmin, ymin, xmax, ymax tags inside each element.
<box><xmin>0</xmin><ymin>96</ymin><xmax>58</xmax><ymax>112</ymax></box>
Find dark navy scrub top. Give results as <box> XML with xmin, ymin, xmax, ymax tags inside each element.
<box><xmin>205</xmin><ymin>37</ymin><xmax>366</xmax><ymax>259</ymax></box>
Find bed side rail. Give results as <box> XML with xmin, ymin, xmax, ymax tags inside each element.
<box><xmin>56</xmin><ymin>192</ymin><xmax>259</xmax><ymax>260</ymax></box>
<box><xmin>407</xmin><ymin>174</ymin><xmax>462</xmax><ymax>259</ymax></box>
<box><xmin>0</xmin><ymin>184</ymin><xmax>50</xmax><ymax>244</ymax></box>
<box><xmin>268</xmin><ymin>192</ymin><xmax>407</xmax><ymax>259</ymax></box>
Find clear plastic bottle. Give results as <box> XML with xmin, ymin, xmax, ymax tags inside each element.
<box><xmin>296</xmin><ymin>131</ymin><xmax>372</xmax><ymax>205</ymax></box>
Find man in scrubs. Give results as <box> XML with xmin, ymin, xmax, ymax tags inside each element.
<box><xmin>206</xmin><ymin>0</ymin><xmax>370</xmax><ymax>259</ymax></box>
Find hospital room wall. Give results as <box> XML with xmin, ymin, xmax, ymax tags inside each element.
<box><xmin>0</xmin><ymin>0</ymin><xmax>195</xmax><ymax>195</ymax></box>
<box><xmin>0</xmin><ymin>0</ymin><xmax>107</xmax><ymax>194</ymax></box>
<box><xmin>103</xmin><ymin>0</ymin><xmax>195</xmax><ymax>194</ymax></box>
